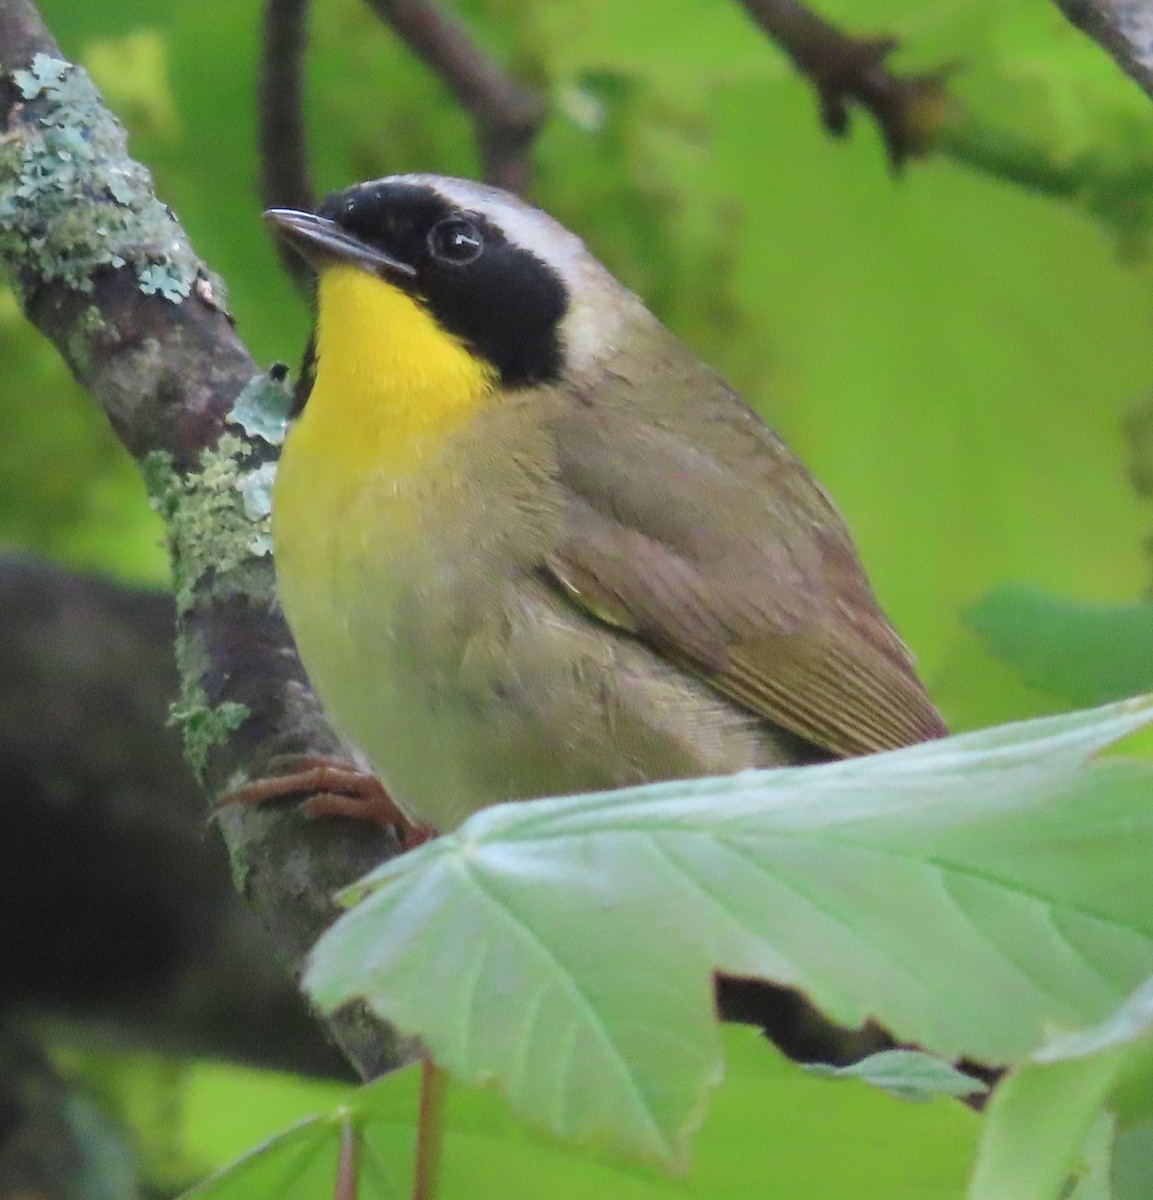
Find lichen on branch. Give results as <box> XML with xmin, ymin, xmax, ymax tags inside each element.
<box><xmin>0</xmin><ymin>0</ymin><xmax>404</xmax><ymax>1082</ymax></box>
<box><xmin>143</xmin><ymin>427</ymin><xmax>279</xmax><ymax>617</ymax></box>
<box><xmin>1052</xmin><ymin>0</ymin><xmax>1153</xmax><ymax>101</ymax></box>
<box><xmin>0</xmin><ymin>52</ymin><xmax>206</xmax><ymax>300</ymax></box>
<box><xmin>141</xmin><ymin>376</ymin><xmax>294</xmax><ymax>777</ymax></box>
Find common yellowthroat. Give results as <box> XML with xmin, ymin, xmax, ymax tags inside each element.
<box><xmin>263</xmin><ymin>175</ymin><xmax>945</xmax><ymax>837</ymax></box>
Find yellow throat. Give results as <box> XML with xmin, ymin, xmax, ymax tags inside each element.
<box><xmin>272</xmin><ymin>261</ymin><xmax>501</xmax><ymax>692</ymax></box>
<box><xmin>270</xmin><ymin>262</ymin><xmax>502</xmax><ymax>830</ymax></box>
<box><xmin>284</xmin><ymin>263</ymin><xmax>497</xmax><ymax>477</ymax></box>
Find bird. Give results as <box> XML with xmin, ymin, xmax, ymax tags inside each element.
<box><xmin>242</xmin><ymin>174</ymin><xmax>946</xmax><ymax>841</ymax></box>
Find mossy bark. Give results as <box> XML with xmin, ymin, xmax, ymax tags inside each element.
<box><xmin>0</xmin><ymin>0</ymin><xmax>406</xmax><ymax>1080</ymax></box>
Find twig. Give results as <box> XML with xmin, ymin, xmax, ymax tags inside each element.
<box><xmin>0</xmin><ymin>0</ymin><xmax>408</xmax><ymax>1082</ymax></box>
<box><xmin>1052</xmin><ymin>1</ymin><xmax>1153</xmax><ymax>101</ymax></box>
<box><xmin>259</xmin><ymin>0</ymin><xmax>316</xmax><ymax>292</ymax></box>
<box><xmin>364</xmin><ymin>0</ymin><xmax>546</xmax><ymax>195</ymax></box>
<box><xmin>735</xmin><ymin>0</ymin><xmax>950</xmax><ymax>168</ymax></box>
<box><xmin>1054</xmin><ymin>3</ymin><xmax>1153</xmax><ymax>587</ymax></box>
<box><xmin>334</xmin><ymin>1117</ymin><xmax>360</xmax><ymax>1200</ymax></box>
<box><xmin>412</xmin><ymin>1058</ymin><xmax>447</xmax><ymax>1200</ymax></box>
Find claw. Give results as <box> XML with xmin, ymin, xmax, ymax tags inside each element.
<box><xmin>217</xmin><ymin>754</ymin><xmax>435</xmax><ymax>849</ymax></box>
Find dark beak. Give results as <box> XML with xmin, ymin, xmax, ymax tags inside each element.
<box><xmin>263</xmin><ymin>208</ymin><xmax>417</xmax><ymax>282</ymax></box>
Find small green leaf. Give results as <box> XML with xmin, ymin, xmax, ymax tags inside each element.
<box><xmin>965</xmin><ymin>587</ymin><xmax>1153</xmax><ymax>707</ymax></box>
<box><xmin>1067</xmin><ymin>1112</ymin><xmax>1117</xmax><ymax>1200</ymax></box>
<box><xmin>804</xmin><ymin>1050</ymin><xmax>988</xmax><ymax>1103</ymax></box>
<box><xmin>1114</xmin><ymin>1120</ymin><xmax>1153</xmax><ymax>1200</ymax></box>
<box><xmin>307</xmin><ymin>700</ymin><xmax>1153</xmax><ymax>1166</ymax></box>
<box><xmin>1039</xmin><ymin>975</ymin><xmax>1153</xmax><ymax>1063</ymax></box>
<box><xmin>179</xmin><ymin>1115</ymin><xmax>339</xmax><ymax>1200</ymax></box>
<box><xmin>969</xmin><ymin>1054</ymin><xmax>1125</xmax><ymax>1200</ymax></box>
<box><xmin>178</xmin><ymin>1027</ymin><xmax>977</xmax><ymax>1199</ymax></box>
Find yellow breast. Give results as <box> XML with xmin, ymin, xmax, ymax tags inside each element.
<box><xmin>272</xmin><ymin>264</ymin><xmax>499</xmax><ymax>817</ymax></box>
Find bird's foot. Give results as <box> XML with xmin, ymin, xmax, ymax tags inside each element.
<box><xmin>218</xmin><ymin>754</ymin><xmax>435</xmax><ymax>850</ymax></box>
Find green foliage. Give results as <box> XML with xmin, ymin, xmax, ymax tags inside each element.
<box><xmin>51</xmin><ymin>1041</ymin><xmax>201</xmax><ymax>1193</ymax></box>
<box><xmin>165</xmin><ymin>701</ymin><xmax>1153</xmax><ymax>1198</ymax></box>
<box><xmin>804</xmin><ymin>1049</ymin><xmax>989</xmax><ymax>1103</ymax></box>
<box><xmin>0</xmin><ymin>288</ymin><xmax>166</xmax><ymax>579</ymax></box>
<box><xmin>966</xmin><ymin>587</ymin><xmax>1153</xmax><ymax>707</ymax></box>
<box><xmin>1115</xmin><ymin>1121</ymin><xmax>1153</xmax><ymax>1199</ymax></box>
<box><xmin>180</xmin><ymin>1027</ymin><xmax>980</xmax><ymax>1200</ymax></box>
<box><xmin>303</xmin><ymin>701</ymin><xmax>1153</xmax><ymax>1175</ymax></box>
<box><xmin>970</xmin><ymin>1057</ymin><xmax>1126</xmax><ymax>1200</ymax></box>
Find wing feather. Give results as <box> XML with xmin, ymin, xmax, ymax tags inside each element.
<box><xmin>540</xmin><ymin>356</ymin><xmax>946</xmax><ymax>758</ymax></box>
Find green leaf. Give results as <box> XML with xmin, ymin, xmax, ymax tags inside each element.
<box><xmin>1114</xmin><ymin>1120</ymin><xmax>1153</xmax><ymax>1200</ymax></box>
<box><xmin>1068</xmin><ymin>1112</ymin><xmax>1117</xmax><ymax>1200</ymax></box>
<box><xmin>180</xmin><ymin>1027</ymin><xmax>978</xmax><ymax>1199</ymax></box>
<box><xmin>966</xmin><ymin>588</ymin><xmax>1153</xmax><ymax>707</ymax></box>
<box><xmin>1039</xmin><ymin>976</ymin><xmax>1153</xmax><ymax>1063</ymax></box>
<box><xmin>179</xmin><ymin>1115</ymin><xmax>342</xmax><ymax>1200</ymax></box>
<box><xmin>306</xmin><ymin>700</ymin><xmax>1153</xmax><ymax>1166</ymax></box>
<box><xmin>804</xmin><ymin>1049</ymin><xmax>988</xmax><ymax>1103</ymax></box>
<box><xmin>969</xmin><ymin>1055</ymin><xmax>1125</xmax><ymax>1200</ymax></box>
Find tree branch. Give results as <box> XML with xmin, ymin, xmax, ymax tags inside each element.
<box><xmin>0</xmin><ymin>0</ymin><xmax>407</xmax><ymax>1081</ymax></box>
<box><xmin>259</xmin><ymin>0</ymin><xmax>315</xmax><ymax>292</ymax></box>
<box><xmin>1052</xmin><ymin>1</ymin><xmax>1153</xmax><ymax>101</ymax></box>
<box><xmin>1057</xmin><ymin>5</ymin><xmax>1153</xmax><ymax>587</ymax></box>
<box><xmin>363</xmin><ymin>0</ymin><xmax>546</xmax><ymax>194</ymax></box>
<box><xmin>734</xmin><ymin>0</ymin><xmax>950</xmax><ymax>167</ymax></box>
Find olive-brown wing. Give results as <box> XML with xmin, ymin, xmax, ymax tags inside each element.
<box><xmin>542</xmin><ymin>387</ymin><xmax>946</xmax><ymax>758</ymax></box>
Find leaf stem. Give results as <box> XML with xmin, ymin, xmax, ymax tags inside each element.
<box><xmin>335</xmin><ymin>1115</ymin><xmax>360</xmax><ymax>1200</ymax></box>
<box><xmin>413</xmin><ymin>1057</ymin><xmax>447</xmax><ymax>1200</ymax></box>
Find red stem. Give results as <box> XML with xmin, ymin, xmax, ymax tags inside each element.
<box><xmin>412</xmin><ymin>1057</ymin><xmax>447</xmax><ymax>1200</ymax></box>
<box><xmin>334</xmin><ymin>1116</ymin><xmax>360</xmax><ymax>1200</ymax></box>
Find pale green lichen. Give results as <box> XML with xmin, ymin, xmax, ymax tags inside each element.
<box><xmin>226</xmin><ymin>370</ymin><xmax>292</xmax><ymax>551</ymax></box>
<box><xmin>145</xmin><ymin>440</ymin><xmax>263</xmax><ymax>614</ymax></box>
<box><xmin>228</xmin><ymin>370</ymin><xmax>291</xmax><ymax>447</ymax></box>
<box><xmin>144</xmin><ymin>416</ymin><xmax>279</xmax><ymax>614</ymax></box>
<box><xmin>79</xmin><ymin>304</ymin><xmax>107</xmax><ymax>337</ymax></box>
<box><xmin>170</xmin><ymin>672</ymin><xmax>249</xmax><ymax>782</ymax></box>
<box><xmin>169</xmin><ymin>618</ymin><xmax>250</xmax><ymax>785</ymax></box>
<box><xmin>0</xmin><ymin>53</ymin><xmax>202</xmax><ymax>299</ymax></box>
<box><xmin>144</xmin><ymin>392</ymin><xmax>288</xmax><ymax>776</ymax></box>
<box><xmin>236</xmin><ymin>461</ymin><xmax>277</xmax><ymax>550</ymax></box>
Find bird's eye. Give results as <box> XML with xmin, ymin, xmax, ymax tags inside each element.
<box><xmin>427</xmin><ymin>217</ymin><xmax>484</xmax><ymax>264</ymax></box>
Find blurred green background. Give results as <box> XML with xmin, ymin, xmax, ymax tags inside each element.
<box><xmin>18</xmin><ymin>0</ymin><xmax>1153</xmax><ymax>722</ymax></box>
<box><xmin>8</xmin><ymin>0</ymin><xmax>1153</xmax><ymax>1194</ymax></box>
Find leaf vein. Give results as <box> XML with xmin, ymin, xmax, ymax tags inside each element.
<box><xmin>712</xmin><ymin>836</ymin><xmax>938</xmax><ymax>998</ymax></box>
<box><xmin>454</xmin><ymin>854</ymin><xmax>670</xmax><ymax>1154</ymax></box>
